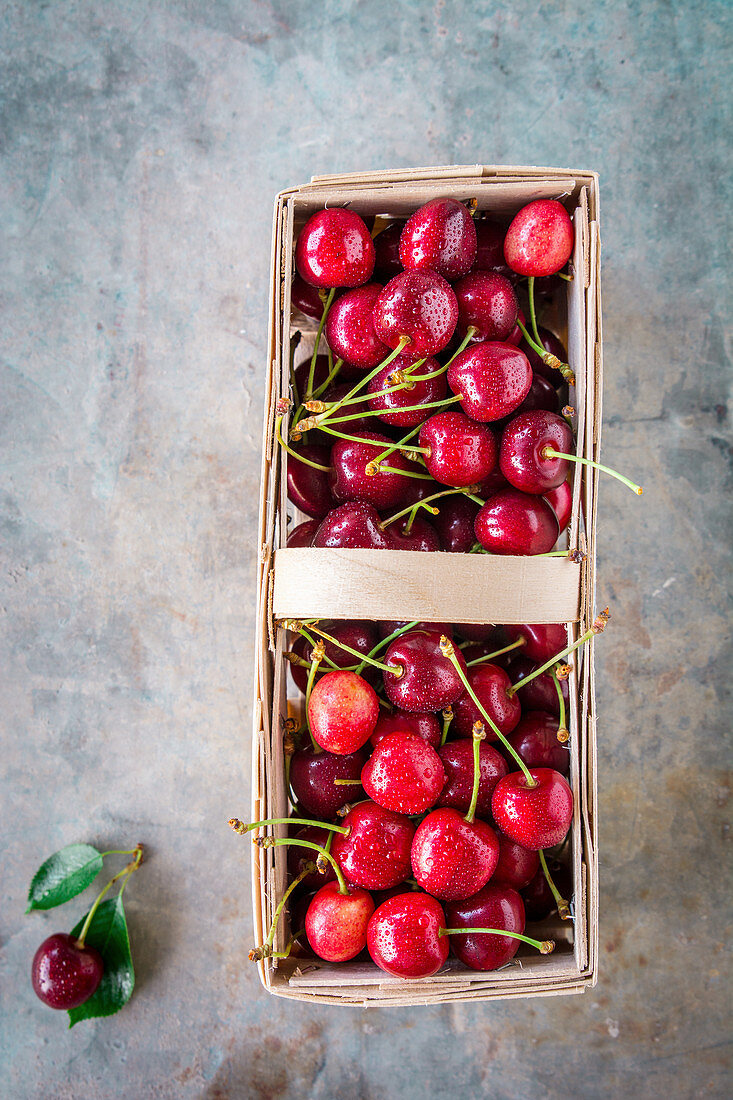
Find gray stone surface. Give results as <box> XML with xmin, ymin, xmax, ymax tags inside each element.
<box><xmin>1</xmin><ymin>1</ymin><xmax>731</xmax><ymax>1097</ymax></box>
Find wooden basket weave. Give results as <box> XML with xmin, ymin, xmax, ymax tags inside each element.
<box><xmin>252</xmin><ymin>165</ymin><xmax>602</xmax><ymax>1005</ymax></box>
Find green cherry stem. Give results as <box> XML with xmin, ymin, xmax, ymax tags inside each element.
<box><xmin>527</xmin><ymin>276</ymin><xmax>542</xmax><ymax>346</ymax></box>
<box><xmin>464</xmin><ymin>722</ymin><xmax>486</xmax><ymax>824</ymax></box>
<box><xmin>75</xmin><ymin>845</ymin><xmax>144</xmax><ymax>949</ymax></box>
<box><xmin>507</xmin><ymin>608</ymin><xmax>610</xmax><ymax>698</ymax></box>
<box><xmin>269</xmin><ymin>927</ymin><xmax>306</xmax><ymax>960</ymax></box>
<box><xmin>441</xmin><ymin>326</ymin><xmax>478</xmax><ymax>370</ymax></box>
<box><xmin>334</xmin><ymin>778</ymin><xmax>363</xmax><ymax>786</ymax></box>
<box><xmin>466</xmin><ymin>637</ymin><xmax>526</xmax><ymax>667</ymax></box>
<box><xmin>297</xmin><ymin>627</ymin><xmax>342</xmax><ymax>672</ymax></box>
<box><xmin>255</xmin><ymin>836</ymin><xmax>349</xmax><ymax>895</ymax></box>
<box><xmin>516</xmin><ymin>319</ymin><xmax>575</xmax><ymax>386</ymax></box>
<box><xmin>229</xmin><ymin>817</ymin><xmax>349</xmax><ymax>836</ymax></box>
<box><xmin>311</xmin><ymin>357</ymin><xmax>344</xmax><ymax>399</ymax></box>
<box><xmin>551</xmin><ymin>668</ymin><xmax>570</xmax><ymax>742</ymax></box>
<box><xmin>440</xmin><ymin>707</ymin><xmax>453</xmax><ymax>747</ymax></box>
<box><xmin>539</xmin><ymin>850</ymin><xmax>572</xmax><ymax>919</ymax></box>
<box><xmin>317</xmin><ymin>394</ymin><xmax>461</xmax><ymax>427</ymax></box>
<box><xmin>304</xmin><ymin>642</ymin><xmax>324</xmax><ymax>750</ymax></box>
<box><xmin>275</xmin><ymin>416</ymin><xmax>331</xmax><ymax>471</ymax></box>
<box><xmin>250</xmin><ymin>867</ymin><xmax>311</xmax><ymax>961</ymax></box>
<box><xmin>316</xmin><ymin>337</ymin><xmax>413</xmax><ymax>424</ymax></box>
<box><xmin>369</xmin><ymin>424</ymin><xmax>423</xmax><ymax>469</ymax></box>
<box><xmin>438</xmin><ymin>927</ymin><xmax>555</xmax><ymax>953</ymax></box>
<box><xmin>382</xmin><ymin>488</ymin><xmax>477</xmax><ymax>528</ymax></box>
<box><xmin>355</xmin><ymin>620</ymin><xmax>420</xmax><ymax>674</ymax></box>
<box><xmin>306</xmin><ymin>288</ymin><xmax>336</xmax><ymax>398</ymax></box>
<box><xmin>297</xmin><ymin>622</ymin><xmax>403</xmax><ymax>676</ymax></box>
<box><xmin>314</xmin><ymin>422</ymin><xmax>431</xmax><ymax>454</ymax></box>
<box><xmin>375</xmin><ymin>465</ymin><xmax>433</xmax><ymax>480</ymax></box>
<box><xmin>540</xmin><ymin>447</ymin><xmax>643</xmax><ymax>496</ymax></box>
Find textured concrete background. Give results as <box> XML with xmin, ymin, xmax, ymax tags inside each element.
<box><xmin>1</xmin><ymin>1</ymin><xmax>731</xmax><ymax>1097</ymax></box>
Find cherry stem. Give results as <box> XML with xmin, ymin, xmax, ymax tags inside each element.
<box><xmin>75</xmin><ymin>845</ymin><xmax>144</xmax><ymax>949</ymax></box>
<box><xmin>515</xmin><ymin>319</ymin><xmax>575</xmax><ymax>385</ymax></box>
<box><xmin>440</xmin><ymin>707</ymin><xmax>453</xmax><ymax>747</ymax></box>
<box><xmin>370</xmin><ymin>424</ymin><xmax>423</xmax><ymax>468</ymax></box>
<box><xmin>229</xmin><ymin>816</ymin><xmax>349</xmax><ymax>836</ymax></box>
<box><xmin>275</xmin><ymin>416</ymin><xmax>331</xmax><ymax>471</ymax></box>
<box><xmin>376</xmin><ymin>465</ymin><xmax>433</xmax><ymax>480</ymax></box>
<box><xmin>541</xmin><ymin>448</ymin><xmax>643</xmax><ymax>496</ymax></box>
<box><xmin>438</xmin><ymin>927</ymin><xmax>555</xmax><ymax>954</ymax></box>
<box><xmin>464</xmin><ymin>722</ymin><xmax>486</xmax><ymax>824</ymax></box>
<box><xmin>306</xmin><ymin>288</ymin><xmax>336</xmax><ymax>399</ymax></box>
<box><xmin>440</xmin><ymin>636</ymin><xmax>537</xmax><ymax>787</ymax></box>
<box><xmin>304</xmin><ymin>643</ymin><xmax>324</xmax><ymax>751</ymax></box>
<box><xmin>507</xmin><ymin>613</ymin><xmax>610</xmax><ymax>697</ymax></box>
<box><xmin>316</xmin><ymin>422</ymin><xmax>431</xmax><ymax>454</ymax></box>
<box><xmin>316</xmin><ymin>337</ymin><xmax>413</xmax><ymax>424</ymax></box>
<box><xmin>334</xmin><ymin>778</ymin><xmax>362</xmax><ymax>785</ymax></box>
<box><xmin>257</xmin><ymin>836</ymin><xmax>349</xmax><ymax>895</ymax></box>
<box><xmin>289</xmin><ymin>333</ymin><xmax>301</xmax><ymax>409</ymax></box>
<box><xmin>355</xmin><ymin>620</ymin><xmax>420</xmax><ymax>673</ymax></box>
<box><xmin>322</xmin><ymin>394</ymin><xmax>461</xmax><ymax>426</ymax></box>
<box><xmin>527</xmin><ymin>276</ymin><xmax>542</xmax><ymax>347</ymax></box>
<box><xmin>539</xmin><ymin>850</ymin><xmax>572</xmax><ymax>919</ymax></box>
<box><xmin>442</xmin><ymin>326</ymin><xmax>478</xmax><ymax>369</ymax></box>
<box><xmin>383</xmin><ymin>488</ymin><xmax>478</xmax><ymax>528</ymax></box>
<box><xmin>466</xmin><ymin>637</ymin><xmax>526</xmax><ymax>667</ymax></box>
<box><xmin>551</xmin><ymin>668</ymin><xmax>569</xmax><ymax>741</ymax></box>
<box><xmin>256</xmin><ymin>867</ymin><xmax>310</xmax><ymax>958</ymax></box>
<box><xmin>269</xmin><ymin>927</ymin><xmax>306</xmax><ymax>960</ymax></box>
<box><xmin>284</xmin><ymin>651</ymin><xmax>358</xmax><ymax>673</ymax></box>
<box><xmin>299</xmin><ymin>622</ymin><xmax>402</xmax><ymax>675</ymax></box>
<box><xmin>311</xmin><ymin>357</ymin><xmax>344</xmax><ymax>399</ymax></box>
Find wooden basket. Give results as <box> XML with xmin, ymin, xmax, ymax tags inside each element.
<box><xmin>252</xmin><ymin>165</ymin><xmax>602</xmax><ymax>1005</ymax></box>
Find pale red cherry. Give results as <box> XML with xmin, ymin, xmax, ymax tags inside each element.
<box><xmin>331</xmin><ymin>802</ymin><xmax>415</xmax><ymax>889</ymax></box>
<box><xmin>492</xmin><ymin>768</ymin><xmax>574</xmax><ymax>849</ymax></box>
<box><xmin>361</xmin><ymin>731</ymin><xmax>446</xmax><ymax>814</ymax></box>
<box><xmin>367</xmin><ymin>892</ymin><xmax>448</xmax><ymax>979</ymax></box>
<box><xmin>307</xmin><ymin>670</ymin><xmax>379</xmax><ymax>754</ymax></box>
<box><xmin>474</xmin><ymin>489</ymin><xmax>559</xmax><ymax>555</ymax></box>
<box><xmin>504</xmin><ymin>200</ymin><xmax>574</xmax><ymax>277</ymax></box>
<box><xmin>305</xmin><ymin>882</ymin><xmax>375</xmax><ymax>962</ymax></box>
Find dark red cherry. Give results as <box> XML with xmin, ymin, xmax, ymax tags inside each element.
<box><xmin>505</xmin><ymin>307</ymin><xmax>525</xmax><ymax>347</ymax></box>
<box><xmin>500</xmin><ymin>410</ymin><xmax>574</xmax><ymax>493</ymax></box>
<box><xmin>331</xmin><ymin>802</ymin><xmax>415</xmax><ymax>889</ymax></box>
<box><xmin>295</xmin><ymin>208</ymin><xmax>375</xmax><ymax>288</ymax></box>
<box><xmin>31</xmin><ymin>933</ymin><xmax>103</xmax><ymax>1010</ymax></box>
<box><xmin>367</xmin><ymin>354</ymin><xmax>446</xmax><ymax>428</ymax></box>
<box><xmin>504</xmin><ymin>623</ymin><xmax>567</xmax><ymax>663</ymax></box>
<box><xmin>286</xmin><ymin>443</ymin><xmax>336</xmax><ymax>519</ymax></box>
<box><xmin>520</xmin><ymin>326</ymin><xmax>568</xmax><ymax>384</ymax></box>
<box><xmin>305</xmin><ymin>881</ymin><xmax>375</xmax><ymax>961</ymax></box>
<box><xmin>506</xmin><ymin>656</ymin><xmax>570</xmax><ymax>716</ymax></box>
<box><xmin>324</xmin><ymin>282</ymin><xmax>389</xmax><ymax>369</ymax></box>
<box><xmin>456</xmin><ymin>622</ymin><xmax>496</xmax><ymax>644</ymax></box>
<box><xmin>383</xmin><ymin>630</ymin><xmax>468</xmax><ymax>712</ymax></box>
<box><xmin>445</xmin><ymin>884</ymin><xmax>526</xmax><ymax>970</ymax></box>
<box><xmin>399</xmin><ymin>474</ymin><xmax>444</xmax><ymax>509</ymax></box>
<box><xmin>492</xmin><ymin>835</ymin><xmax>540</xmax><ymax>891</ymax></box>
<box><xmin>293</xmin><ymin>354</ymin><xmax>332</xmax><ymax>399</ymax></box>
<box><xmin>411</xmin><ymin>808</ymin><xmax>499</xmax><ymax>900</ymax></box>
<box><xmin>437</xmin><ymin>739</ymin><xmax>509</xmax><ymax>817</ymax></box>
<box><xmin>452</xmin><ymin>662</ymin><xmax>521</xmax><ymax>740</ymax></box>
<box><xmin>507</xmin><ymin>711</ymin><xmax>570</xmax><ymax>775</ymax></box>
<box><xmin>514</xmin><ymin>373</ymin><xmax>561</xmax><ymax>416</ymax></box>
<box><xmin>492</xmin><ymin>768</ymin><xmax>574</xmax><ymax>850</ymax></box>
<box><xmin>399</xmin><ymin>198</ymin><xmax>477</xmax><ymax>280</ymax></box>
<box><xmin>420</xmin><ymin>412</ymin><xmax>498</xmax><ymax>488</ymax></box>
<box><xmin>448</xmin><ymin>342</ymin><xmax>532</xmax><ymax>422</ymax></box>
<box><xmin>504</xmin><ymin>200</ymin><xmax>574</xmax><ymax>277</ymax></box>
<box><xmin>362</xmin><ymin>732</ymin><xmax>446</xmax><ymax>814</ymax></box>
<box><xmin>471</xmin><ymin>219</ymin><xmax>510</xmax><ymax>274</ymax></box>
<box><xmin>370</xmin><ymin>710</ymin><xmax>441</xmax><ymax>751</ymax></box>
<box><xmin>313</xmin><ymin>502</ymin><xmax>392</xmax><ymax>549</ymax></box>
<box><xmin>477</xmin><ymin>465</ymin><xmax>510</xmax><ymax>498</ymax></box>
<box><xmin>522</xmin><ymin>857</ymin><xmax>572</xmax><ymax>921</ymax></box>
<box><xmin>287</xmin><ymin>825</ymin><xmax>337</xmax><ymax>889</ymax></box>
<box><xmin>386</xmin><ymin>515</ymin><xmax>441</xmax><ymax>552</ymax></box>
<box><xmin>454</xmin><ymin>271</ymin><xmax>518</xmax><ymax>343</ymax></box>
<box><xmin>286</xmin><ymin>519</ymin><xmax>320</xmax><ymax>547</ymax></box>
<box><xmin>544</xmin><ymin>477</ymin><xmax>573</xmax><ymax>533</ymax></box>
<box><xmin>474</xmin><ymin>490</ymin><xmax>559</xmax><ymax>555</ymax></box>
<box><xmin>367</xmin><ymin>892</ymin><xmax>448</xmax><ymax>979</ymax></box>
<box><xmin>373</xmin><ymin>222</ymin><xmax>404</xmax><ymax>277</ymax></box>
<box><xmin>287</xmin><ymin>620</ymin><xmax>378</xmax><ymax>693</ymax></box>
<box><xmin>329</xmin><ymin>430</ymin><xmax>420</xmax><ymax>511</ymax></box>
<box><xmin>433</xmin><ymin>495</ymin><xmax>480</xmax><ymax>553</ymax></box>
<box><xmin>291</xmin><ymin>274</ymin><xmax>326</xmax><ymax>320</ymax></box>
<box><xmin>308</xmin><ymin>670</ymin><xmax>380</xmax><ymax>754</ymax></box>
<box><xmin>373</xmin><ymin>271</ymin><xmax>458</xmax><ymax>356</ymax></box>
<box><xmin>290</xmin><ymin>745</ymin><xmax>366</xmax><ymax>819</ymax></box>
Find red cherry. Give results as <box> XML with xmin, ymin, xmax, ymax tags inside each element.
<box><xmin>373</xmin><ymin>271</ymin><xmax>458</xmax><ymax>356</ymax></box>
<box><xmin>383</xmin><ymin>630</ymin><xmax>468</xmax><ymax>712</ymax></box>
<box><xmin>329</xmin><ymin>430</ymin><xmax>421</xmax><ymax>511</ymax></box>
<box><xmin>492</xmin><ymin>835</ymin><xmax>540</xmax><ymax>891</ymax></box>
<box><xmin>286</xmin><ymin>519</ymin><xmax>320</xmax><ymax>547</ymax></box>
<box><xmin>367</xmin><ymin>354</ymin><xmax>446</xmax><ymax>428</ymax></box>
<box><xmin>331</xmin><ymin>801</ymin><xmax>415</xmax><ymax>889</ymax></box>
<box><xmin>507</xmin><ymin>711</ymin><xmax>570</xmax><ymax>775</ymax></box>
<box><xmin>437</xmin><ymin>739</ymin><xmax>508</xmax><ymax>817</ymax></box>
<box><xmin>514</xmin><ymin>373</ymin><xmax>561</xmax><ymax>416</ymax></box>
<box><xmin>367</xmin><ymin>892</ymin><xmax>448</xmax><ymax>979</ymax></box>
<box><xmin>313</xmin><ymin>502</ymin><xmax>392</xmax><ymax>549</ymax></box>
<box><xmin>452</xmin><ymin>662</ymin><xmax>522</xmax><ymax>740</ymax></box>
<box><xmin>445</xmin><ymin>884</ymin><xmax>526</xmax><ymax>970</ymax></box>
<box><xmin>499</xmin><ymin>410</ymin><xmax>574</xmax><ymax>494</ymax></box>
<box><xmin>411</xmin><ymin>807</ymin><xmax>499</xmax><ymax>900</ymax></box>
<box><xmin>477</xmin><ymin>465</ymin><xmax>509</xmax><ymax>498</ymax></box>
<box><xmin>474</xmin><ymin>489</ymin><xmax>559</xmax><ymax>555</ymax></box>
<box><xmin>295</xmin><ymin>208</ymin><xmax>375</xmax><ymax>288</ymax></box>
<box><xmin>399</xmin><ymin>198</ymin><xmax>477</xmax><ymax>280</ymax></box>
<box><xmin>520</xmin><ymin>326</ymin><xmax>568</xmax><ymax>383</ymax></box>
<box><xmin>305</xmin><ymin>881</ymin><xmax>375</xmax><ymax>962</ymax></box>
<box><xmin>456</xmin><ymin>622</ymin><xmax>496</xmax><ymax>644</ymax></box>
<box><xmin>505</xmin><ymin>623</ymin><xmax>567</xmax><ymax>662</ymax></box>
<box><xmin>505</xmin><ymin>307</ymin><xmax>525</xmax><ymax>346</ymax></box>
<box><xmin>420</xmin><ymin>412</ymin><xmax>497</xmax><ymax>488</ymax></box>
<box><xmin>286</xmin><ymin>443</ymin><xmax>336</xmax><ymax>519</ymax></box>
<box><xmin>386</xmin><ymin>515</ymin><xmax>441</xmax><ymax>552</ymax></box>
<box><xmin>544</xmin><ymin>477</ymin><xmax>573</xmax><ymax>533</ymax></box>
<box><xmin>454</xmin><ymin>271</ymin><xmax>518</xmax><ymax>342</ymax></box>
<box><xmin>433</xmin><ymin>494</ymin><xmax>480</xmax><ymax>553</ymax></box>
<box><xmin>370</xmin><ymin>710</ymin><xmax>441</xmax><ymax>751</ymax></box>
<box><xmin>291</xmin><ymin>274</ymin><xmax>326</xmax><ymax>320</ymax></box>
<box><xmin>31</xmin><ymin>933</ymin><xmax>103</xmax><ymax>1010</ymax></box>
<box><xmin>307</xmin><ymin>670</ymin><xmax>379</xmax><ymax>754</ymax></box>
<box><xmin>324</xmin><ymin>283</ymin><xmax>389</xmax><ymax>369</ymax></box>
<box><xmin>506</xmin><ymin>656</ymin><xmax>570</xmax><ymax>716</ymax></box>
<box><xmin>373</xmin><ymin>222</ymin><xmax>404</xmax><ymax>277</ymax></box>
<box><xmin>471</xmin><ymin>219</ymin><xmax>510</xmax><ymax>274</ymax></box>
<box><xmin>492</xmin><ymin>768</ymin><xmax>573</xmax><ymax>849</ymax></box>
<box><xmin>504</xmin><ymin>200</ymin><xmax>574</xmax><ymax>277</ymax></box>
<box><xmin>287</xmin><ymin>825</ymin><xmax>337</xmax><ymax>889</ymax></box>
<box><xmin>448</xmin><ymin>342</ymin><xmax>532</xmax><ymax>422</ymax></box>
<box><xmin>362</xmin><ymin>732</ymin><xmax>446</xmax><ymax>814</ymax></box>
<box><xmin>290</xmin><ymin>745</ymin><xmax>366</xmax><ymax>819</ymax></box>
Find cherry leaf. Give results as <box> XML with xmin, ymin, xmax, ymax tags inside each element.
<box><xmin>67</xmin><ymin>895</ymin><xmax>135</xmax><ymax>1027</ymax></box>
<box><xmin>26</xmin><ymin>844</ymin><xmax>103</xmax><ymax>912</ymax></box>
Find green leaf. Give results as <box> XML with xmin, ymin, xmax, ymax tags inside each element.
<box><xmin>26</xmin><ymin>844</ymin><xmax>103</xmax><ymax>912</ymax></box>
<box><xmin>67</xmin><ymin>895</ymin><xmax>135</xmax><ymax>1027</ymax></box>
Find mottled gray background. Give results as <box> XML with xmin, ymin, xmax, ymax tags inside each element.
<box><xmin>1</xmin><ymin>1</ymin><xmax>731</xmax><ymax>1097</ymax></box>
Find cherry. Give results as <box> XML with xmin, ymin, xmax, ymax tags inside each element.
<box><xmin>452</xmin><ymin>662</ymin><xmax>521</xmax><ymax>739</ymax></box>
<box><xmin>324</xmin><ymin>282</ymin><xmax>389</xmax><ymax>369</ymax></box>
<box><xmin>492</xmin><ymin>768</ymin><xmax>573</xmax><ymax>850</ymax></box>
<box><xmin>287</xmin><ymin>825</ymin><xmax>337</xmax><ymax>889</ymax></box>
<box><xmin>373</xmin><ymin>221</ymin><xmax>404</xmax><ymax>277</ymax></box>
<box><xmin>295</xmin><ymin>208</ymin><xmax>375</xmax><ymax>288</ymax></box>
<box><xmin>373</xmin><ymin>271</ymin><xmax>458</xmax><ymax>356</ymax></box>
<box><xmin>453</xmin><ymin>271</ymin><xmax>518</xmax><ymax>343</ymax></box>
<box><xmin>31</xmin><ymin>933</ymin><xmax>103</xmax><ymax>1010</ymax></box>
<box><xmin>287</xmin><ymin>620</ymin><xmax>378</xmax><ymax>693</ymax></box>
<box><xmin>514</xmin><ymin>373</ymin><xmax>561</xmax><ymax>416</ymax></box>
<box><xmin>544</xmin><ymin>477</ymin><xmax>573</xmax><ymax>533</ymax></box>
<box><xmin>370</xmin><ymin>710</ymin><xmax>441</xmax><ymax>751</ymax></box>
<box><xmin>522</xmin><ymin>857</ymin><xmax>572</xmax><ymax>921</ymax></box>
<box><xmin>456</xmin><ymin>622</ymin><xmax>496</xmax><ymax>644</ymax></box>
<box><xmin>305</xmin><ymin>881</ymin><xmax>375</xmax><ymax>962</ymax></box>
<box><xmin>477</xmin><ymin>465</ymin><xmax>509</xmax><ymax>498</ymax></box>
<box><xmin>362</xmin><ymin>731</ymin><xmax>446</xmax><ymax>814</ymax></box>
<box><xmin>291</xmin><ymin>274</ymin><xmax>326</xmax><ymax>320</ymax></box>
<box><xmin>313</xmin><ymin>502</ymin><xmax>392</xmax><ymax>549</ymax></box>
<box><xmin>507</xmin><ymin>711</ymin><xmax>570</xmax><ymax>775</ymax></box>
<box><xmin>419</xmin><ymin>412</ymin><xmax>497</xmax><ymax>488</ymax></box>
<box><xmin>506</xmin><ymin>656</ymin><xmax>569</xmax><ymax>716</ymax></box>
<box><xmin>520</xmin><ymin>326</ymin><xmax>568</xmax><ymax>384</ymax></box>
<box><xmin>447</xmin><ymin>342</ymin><xmax>532</xmax><ymax>422</ymax></box>
<box><xmin>492</xmin><ymin>835</ymin><xmax>540</xmax><ymax>891</ymax></box>
<box><xmin>500</xmin><ymin>410</ymin><xmax>574</xmax><ymax>494</ymax></box>
<box><xmin>367</xmin><ymin>892</ymin><xmax>449</xmax><ymax>979</ymax></box>
<box><xmin>307</xmin><ymin>670</ymin><xmax>379</xmax><ymax>754</ymax></box>
<box><xmin>286</xmin><ymin>443</ymin><xmax>336</xmax><ymax>518</ymax></box>
<box><xmin>289</xmin><ymin>746</ymin><xmax>367</xmax><ymax>819</ymax></box>
<box><xmin>433</xmin><ymin>494</ymin><xmax>480</xmax><ymax>553</ymax></box>
<box><xmin>286</xmin><ymin>519</ymin><xmax>320</xmax><ymax>547</ymax></box>
<box><xmin>504</xmin><ymin>200</ymin><xmax>574</xmax><ymax>277</ymax></box>
<box><xmin>382</xmin><ymin>629</ymin><xmax>469</xmax><ymax>712</ymax></box>
<box><xmin>437</xmin><ymin>739</ymin><xmax>508</xmax><ymax>817</ymax></box>
<box><xmin>474</xmin><ymin>489</ymin><xmax>559</xmax><ymax>555</ymax></box>
<box><xmin>411</xmin><ymin>806</ymin><xmax>499</xmax><ymax>900</ymax></box>
<box><xmin>331</xmin><ymin>801</ymin><xmax>415</xmax><ymax>890</ymax></box>
<box><xmin>444</xmin><ymin>884</ymin><xmax>526</xmax><ymax>971</ymax></box>
<box><xmin>367</xmin><ymin>355</ymin><xmax>447</xmax><ymax>428</ymax></box>
<box><xmin>471</xmin><ymin>219</ymin><xmax>511</xmax><ymax>275</ymax></box>
<box><xmin>399</xmin><ymin>198</ymin><xmax>477</xmax><ymax>280</ymax></box>
<box><xmin>504</xmin><ymin>623</ymin><xmax>567</xmax><ymax>663</ymax></box>
<box><xmin>386</xmin><ymin>515</ymin><xmax>441</xmax><ymax>552</ymax></box>
<box><xmin>505</xmin><ymin>307</ymin><xmax>525</xmax><ymax>347</ymax></box>
<box><xmin>329</xmin><ymin>430</ymin><xmax>421</xmax><ymax>511</ymax></box>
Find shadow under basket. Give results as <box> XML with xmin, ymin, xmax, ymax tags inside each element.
<box><xmin>252</xmin><ymin>164</ymin><xmax>602</xmax><ymax>1006</ymax></box>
